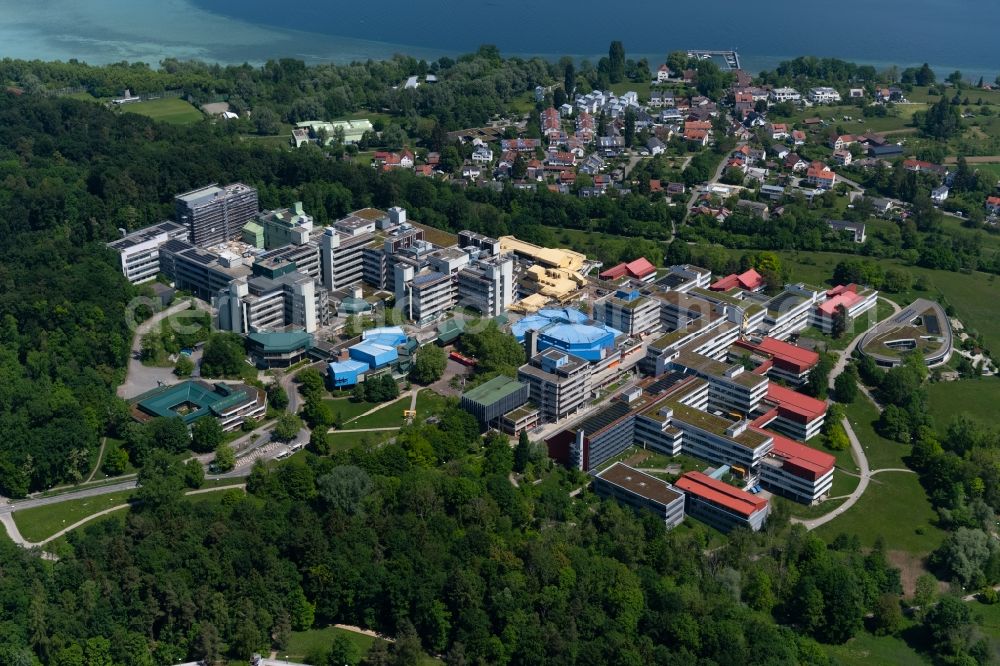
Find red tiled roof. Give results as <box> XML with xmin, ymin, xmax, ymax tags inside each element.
<box><xmin>675</xmin><ymin>471</ymin><xmax>769</xmax><ymax>517</ymax></box>
<box><xmin>818</xmin><ymin>289</ymin><xmax>864</xmax><ymax>315</ymax></box>
<box><xmin>766</xmin><ymin>384</ymin><xmax>827</xmax><ymax>424</ymax></box>
<box><xmin>736</xmin><ymin>337</ymin><xmax>819</xmax><ymax>374</ymax></box>
<box><xmin>989</xmin><ymin>196</ymin><xmax>1000</xmax><ymax>207</ymax></box>
<box><xmin>625</xmin><ymin>257</ymin><xmax>656</xmax><ymax>278</ymax></box>
<box><xmin>753</xmin><ymin>428</ymin><xmax>835</xmax><ymax>481</ymax></box>
<box><xmin>710</xmin><ymin>268</ymin><xmax>761</xmax><ymax>291</ymax></box>
<box><xmin>649</xmin><ymin>179</ymin><xmax>663</xmax><ymax>192</ymax></box>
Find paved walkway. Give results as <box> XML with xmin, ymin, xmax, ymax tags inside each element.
<box><xmin>3</xmin><ymin>484</ymin><xmax>246</xmax><ymax>548</ymax></box>
<box><xmin>118</xmin><ymin>299</ymin><xmax>204</xmax><ymax>399</ymax></box>
<box><xmin>794</xmin><ymin>297</ymin><xmax>907</xmax><ymax>531</ymax></box>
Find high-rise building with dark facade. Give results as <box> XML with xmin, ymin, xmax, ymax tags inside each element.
<box><xmin>175</xmin><ymin>183</ymin><xmax>259</xmax><ymax>247</ymax></box>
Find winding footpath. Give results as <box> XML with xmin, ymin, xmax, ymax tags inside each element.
<box><xmin>792</xmin><ymin>297</ymin><xmax>906</xmax><ymax>531</ymax></box>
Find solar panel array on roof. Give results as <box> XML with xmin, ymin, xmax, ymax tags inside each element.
<box><xmin>657</xmin><ymin>273</ymin><xmax>688</xmax><ymax>289</ymax></box>
<box><xmin>576</xmin><ymin>400</ymin><xmax>632</xmax><ymax>437</ymax></box>
<box><xmin>645</xmin><ymin>371</ymin><xmax>689</xmax><ymax>395</ymax></box>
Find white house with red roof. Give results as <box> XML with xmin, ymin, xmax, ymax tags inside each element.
<box><xmin>791</xmin><ymin>129</ymin><xmax>807</xmax><ymax>145</ymax></box>
<box><xmin>988</xmin><ymin>196</ymin><xmax>1000</xmax><ymax>215</ymax></box>
<box><xmin>769</xmin><ymin>123</ymin><xmax>789</xmax><ymax>140</ymax></box>
<box><xmin>806</xmin><ymin>161</ymin><xmax>836</xmax><ymax>189</ymax></box>
<box><xmin>657</xmin><ymin>64</ymin><xmax>671</xmax><ymax>82</ymax></box>
<box><xmin>832</xmin><ymin>149</ymin><xmax>853</xmax><ymax>166</ymax></box>
<box><xmin>828</xmin><ymin>134</ymin><xmax>856</xmax><ymax>150</ymax></box>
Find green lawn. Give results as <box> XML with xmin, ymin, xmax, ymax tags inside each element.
<box><xmin>815</xmin><ymin>471</ymin><xmax>944</xmax><ymax>555</ymax></box>
<box><xmin>323</xmin><ymin>397</ymin><xmax>384</xmax><ymax>424</ymax></box>
<box><xmin>327</xmin><ymin>430</ymin><xmax>389</xmax><ymax>453</ymax></box>
<box><xmin>842</xmin><ymin>397</ymin><xmax>910</xmax><ymax>470</ymax></box>
<box><xmin>340</xmin><ymin>395</ymin><xmax>411</xmax><ymax>430</ymax></box>
<box><xmin>283</xmin><ymin>625</ymin><xmax>440</xmax><ymax>665</ymax></box>
<box><xmin>121</xmin><ymin>98</ymin><xmax>203</xmax><ymax>125</ymax></box>
<box><xmin>13</xmin><ymin>490</ymin><xmax>135</xmax><ymax>543</ymax></box>
<box><xmin>824</xmin><ymin>625</ymin><xmax>928</xmax><ymax>666</ymax></box>
<box><xmin>413</xmin><ymin>389</ymin><xmax>447</xmax><ymax>420</ymax></box>
<box><xmin>926</xmin><ymin>377</ymin><xmax>1000</xmax><ymax>431</ymax></box>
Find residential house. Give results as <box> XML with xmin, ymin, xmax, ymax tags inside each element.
<box><xmin>932</xmin><ymin>185</ymin><xmax>950</xmax><ymax>203</ymax></box>
<box><xmin>849</xmin><ymin>88</ymin><xmax>865</xmax><ymax>99</ymax></box>
<box><xmin>903</xmin><ymin>160</ymin><xmax>949</xmax><ymax>179</ymax></box>
<box><xmin>657</xmin><ymin>64</ymin><xmax>671</xmax><ymax>82</ymax></box>
<box><xmin>666</xmin><ymin>182</ymin><xmax>687</xmax><ymax>198</ymax></box>
<box><xmin>770</xmin><ymin>87</ymin><xmax>802</xmax><ymax>103</ymax></box>
<box><xmin>827</xmin><ymin>220</ymin><xmax>866</xmax><ymax>243</ymax></box>
<box><xmin>828</xmin><ymin>134</ymin><xmax>856</xmax><ymax>150</ymax></box>
<box><xmin>784</xmin><ymin>153</ymin><xmax>808</xmax><ymax>171</ymax></box>
<box><xmin>646</xmin><ymin>137</ymin><xmax>667</xmax><ymax>156</ymax></box>
<box><xmin>987</xmin><ymin>196</ymin><xmax>1000</xmax><ymax>215</ymax></box>
<box><xmin>660</xmin><ymin>107</ymin><xmax>684</xmax><ymax>124</ymax></box>
<box><xmin>806</xmin><ymin>162</ymin><xmax>836</xmax><ymax>189</ymax></box>
<box><xmin>791</xmin><ymin>130</ymin><xmax>806</xmax><ymax>145</ymax></box>
<box><xmin>598</xmin><ymin>135</ymin><xmax>626</xmax><ymax>156</ymax></box>
<box><xmin>769</xmin><ymin>123</ymin><xmax>790</xmax><ymax>140</ymax></box>
<box><xmin>771</xmin><ymin>144</ymin><xmax>790</xmax><ymax>159</ymax></box>
<box><xmin>760</xmin><ymin>184</ymin><xmax>786</xmax><ymax>201</ymax></box>
<box><xmin>559</xmin><ymin>103</ymin><xmax>574</xmax><ymax>117</ymax></box>
<box><xmin>808</xmin><ymin>87</ymin><xmax>841</xmax><ymax>104</ymax></box>
<box><xmin>501</xmin><ymin>138</ymin><xmax>541</xmax><ymax>152</ymax></box>
<box><xmin>832</xmin><ymin>149</ymin><xmax>853</xmax><ymax>166</ymax></box>
<box><xmin>736</xmin><ymin>199</ymin><xmax>770</xmax><ymax>219</ymax></box>
<box><xmin>579</xmin><ymin>153</ymin><xmax>606</xmax><ymax>175</ymax></box>
<box><xmin>471</xmin><ymin>145</ymin><xmax>493</xmax><ymax>164</ymax></box>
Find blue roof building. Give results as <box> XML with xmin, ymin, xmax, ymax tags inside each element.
<box><xmin>349</xmin><ymin>341</ymin><xmax>398</xmax><ymax>369</ymax></box>
<box><xmin>362</xmin><ymin>326</ymin><xmax>408</xmax><ymax>348</ymax></box>
<box><xmin>328</xmin><ymin>359</ymin><xmax>369</xmax><ymax>387</ymax></box>
<box><xmin>511</xmin><ymin>307</ymin><xmax>621</xmax><ymax>362</ymax></box>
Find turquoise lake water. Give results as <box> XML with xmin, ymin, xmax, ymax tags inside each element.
<box><xmin>0</xmin><ymin>0</ymin><xmax>996</xmax><ymax>79</ymax></box>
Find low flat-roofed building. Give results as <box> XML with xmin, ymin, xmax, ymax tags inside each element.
<box><xmin>858</xmin><ymin>298</ymin><xmax>953</xmax><ymax>368</ymax></box>
<box><xmin>500</xmin><ymin>404</ymin><xmax>540</xmax><ymax>435</ymax></box>
<box><xmin>107</xmin><ymin>221</ymin><xmax>190</xmax><ymax>284</ymax></box>
<box><xmin>130</xmin><ymin>380</ymin><xmax>266</xmax><ymax>432</ymax></box>
<box><xmin>461</xmin><ymin>375</ymin><xmax>530</xmax><ymax>428</ymax></box>
<box><xmin>757</xmin><ymin>428</ymin><xmax>835</xmax><ymax>504</ymax></box>
<box><xmin>675</xmin><ymin>470</ymin><xmax>769</xmax><ymax>532</ymax></box>
<box><xmin>593</xmin><ymin>462</ymin><xmax>686</xmax><ymax>528</ymax></box>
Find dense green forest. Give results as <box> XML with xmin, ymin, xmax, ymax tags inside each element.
<box><xmin>2</xmin><ymin>436</ymin><xmax>917</xmax><ymax>665</ymax></box>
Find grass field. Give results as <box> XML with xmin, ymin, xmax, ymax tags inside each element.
<box><xmin>327</xmin><ymin>430</ymin><xmax>389</xmax><ymax>453</ymax></box>
<box><xmin>815</xmin><ymin>471</ymin><xmax>943</xmax><ymax>555</ymax></box>
<box><xmin>414</xmin><ymin>389</ymin><xmax>447</xmax><ymax>419</ymax></box>
<box><xmin>14</xmin><ymin>490</ymin><xmax>135</xmax><ymax>543</ymax></box>
<box><xmin>824</xmin><ymin>625</ymin><xmax>928</xmax><ymax>666</ymax></box>
<box><xmin>341</xmin><ymin>396</ymin><xmax>411</xmax><ymax>430</ymax></box>
<box><xmin>283</xmin><ymin>625</ymin><xmax>440</xmax><ymax>665</ymax></box>
<box><xmin>323</xmin><ymin>397</ymin><xmax>385</xmax><ymax>424</ymax></box>
<box><xmin>121</xmin><ymin>98</ymin><xmax>203</xmax><ymax>125</ymax></box>
<box><xmin>926</xmin><ymin>377</ymin><xmax>1000</xmax><ymax>430</ymax></box>
<box><xmin>842</xmin><ymin>397</ymin><xmax>909</xmax><ymax>470</ymax></box>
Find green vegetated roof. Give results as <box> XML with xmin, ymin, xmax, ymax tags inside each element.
<box><xmin>462</xmin><ymin>375</ymin><xmax>525</xmax><ymax>405</ymax></box>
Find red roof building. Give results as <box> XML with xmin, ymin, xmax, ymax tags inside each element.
<box><xmin>761</xmin><ymin>383</ymin><xmax>827</xmax><ymax>440</ymax></box>
<box><xmin>755</xmin><ymin>428</ymin><xmax>836</xmax><ymax>503</ymax></box>
<box><xmin>732</xmin><ymin>336</ymin><xmax>818</xmax><ymax>384</ymax></box>
<box><xmin>676</xmin><ymin>471</ymin><xmax>770</xmax><ymax>531</ymax></box>
<box><xmin>599</xmin><ymin>257</ymin><xmax>657</xmax><ymax>282</ymax></box>
<box><xmin>710</xmin><ymin>268</ymin><xmax>764</xmax><ymax>292</ymax></box>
